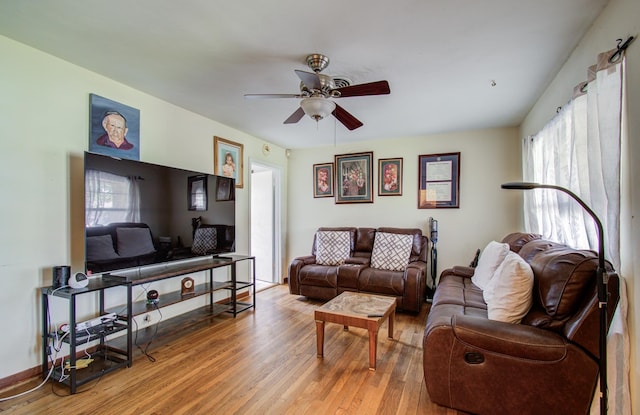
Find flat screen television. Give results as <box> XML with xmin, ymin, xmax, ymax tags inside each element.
<box><xmin>84</xmin><ymin>152</ymin><xmax>235</xmax><ymax>275</ymax></box>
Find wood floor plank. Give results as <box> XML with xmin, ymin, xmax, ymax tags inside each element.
<box><xmin>0</xmin><ymin>284</ymin><xmax>466</xmax><ymax>415</ymax></box>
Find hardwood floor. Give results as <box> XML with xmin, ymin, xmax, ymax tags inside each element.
<box><xmin>0</xmin><ymin>285</ymin><xmax>464</xmax><ymax>415</ymax></box>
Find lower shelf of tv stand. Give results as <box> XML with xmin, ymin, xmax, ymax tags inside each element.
<box><xmin>51</xmin><ymin>345</ymin><xmax>129</xmax><ymax>391</ymax></box>
<box><xmin>118</xmin><ymin>303</ymin><xmax>241</xmax><ymax>351</ymax></box>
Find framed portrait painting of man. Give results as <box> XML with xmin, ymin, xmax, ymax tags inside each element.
<box><xmin>313</xmin><ymin>163</ymin><xmax>334</xmax><ymax>198</ymax></box>
<box><xmin>214</xmin><ymin>136</ymin><xmax>244</xmax><ymax>188</ymax></box>
<box><xmin>89</xmin><ymin>94</ymin><xmax>140</xmax><ymax>161</ymax></box>
<box><xmin>335</xmin><ymin>152</ymin><xmax>373</xmax><ymax>204</ymax></box>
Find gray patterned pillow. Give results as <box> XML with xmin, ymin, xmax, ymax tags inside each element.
<box><xmin>370</xmin><ymin>232</ymin><xmax>413</xmax><ymax>271</ymax></box>
<box><xmin>192</xmin><ymin>227</ymin><xmax>217</xmax><ymax>255</ymax></box>
<box><xmin>315</xmin><ymin>231</ymin><xmax>351</xmax><ymax>265</ymax></box>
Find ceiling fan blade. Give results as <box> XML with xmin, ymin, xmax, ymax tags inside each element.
<box><xmin>294</xmin><ymin>70</ymin><xmax>322</xmax><ymax>90</ymax></box>
<box><xmin>284</xmin><ymin>107</ymin><xmax>305</xmax><ymax>124</ymax></box>
<box><xmin>334</xmin><ymin>80</ymin><xmax>390</xmax><ymax>97</ymax></box>
<box><xmin>244</xmin><ymin>93</ymin><xmax>302</xmax><ymax>99</ymax></box>
<box><xmin>332</xmin><ymin>104</ymin><xmax>363</xmax><ymax>130</ymax></box>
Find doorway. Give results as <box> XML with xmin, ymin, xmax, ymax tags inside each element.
<box><xmin>250</xmin><ymin>160</ymin><xmax>282</xmax><ymax>286</ymax></box>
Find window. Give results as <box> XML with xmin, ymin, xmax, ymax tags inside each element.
<box><xmin>85</xmin><ymin>169</ymin><xmax>136</xmax><ymax>226</ymax></box>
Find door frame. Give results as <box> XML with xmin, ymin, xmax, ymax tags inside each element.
<box><xmin>249</xmin><ymin>158</ymin><xmax>283</xmax><ymax>284</ymax></box>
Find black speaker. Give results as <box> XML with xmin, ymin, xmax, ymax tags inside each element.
<box><xmin>52</xmin><ymin>266</ymin><xmax>70</xmax><ymax>288</ymax></box>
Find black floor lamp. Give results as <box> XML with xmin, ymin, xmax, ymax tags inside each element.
<box><xmin>501</xmin><ymin>182</ymin><xmax>609</xmax><ymax>415</ymax></box>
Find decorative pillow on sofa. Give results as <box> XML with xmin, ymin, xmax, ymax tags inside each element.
<box><xmin>471</xmin><ymin>240</ymin><xmax>510</xmax><ymax>290</ymax></box>
<box><xmin>86</xmin><ymin>234</ymin><xmax>120</xmax><ymax>261</ymax></box>
<box><xmin>370</xmin><ymin>232</ymin><xmax>413</xmax><ymax>271</ymax></box>
<box><xmin>315</xmin><ymin>231</ymin><xmax>351</xmax><ymax>265</ymax></box>
<box><xmin>483</xmin><ymin>251</ymin><xmax>534</xmax><ymax>324</ymax></box>
<box><xmin>192</xmin><ymin>227</ymin><xmax>217</xmax><ymax>255</ymax></box>
<box><xmin>116</xmin><ymin>227</ymin><xmax>156</xmax><ymax>258</ymax></box>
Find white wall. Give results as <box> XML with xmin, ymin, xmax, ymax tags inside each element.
<box><xmin>286</xmin><ymin>127</ymin><xmax>522</xmax><ymax>276</ymax></box>
<box><xmin>520</xmin><ymin>0</ymin><xmax>639</xmax><ymax>408</ymax></box>
<box><xmin>0</xmin><ymin>35</ymin><xmax>288</xmax><ymax>380</ymax></box>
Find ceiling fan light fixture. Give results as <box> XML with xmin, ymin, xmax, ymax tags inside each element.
<box><xmin>300</xmin><ymin>97</ymin><xmax>336</xmax><ymax>122</ymax></box>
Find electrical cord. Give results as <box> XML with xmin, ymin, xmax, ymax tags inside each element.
<box><xmin>133</xmin><ymin>300</ymin><xmax>162</xmax><ymax>362</ymax></box>
<box><xmin>0</xmin><ymin>347</ymin><xmax>62</xmax><ymax>401</ymax></box>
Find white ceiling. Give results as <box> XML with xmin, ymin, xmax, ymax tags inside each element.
<box><xmin>0</xmin><ymin>0</ymin><xmax>608</xmax><ymax>149</ymax></box>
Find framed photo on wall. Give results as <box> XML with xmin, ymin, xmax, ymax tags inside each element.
<box><xmin>215</xmin><ymin>176</ymin><xmax>234</xmax><ymax>201</ymax></box>
<box><xmin>89</xmin><ymin>94</ymin><xmax>140</xmax><ymax>161</ymax></box>
<box><xmin>335</xmin><ymin>152</ymin><xmax>374</xmax><ymax>204</ymax></box>
<box><xmin>378</xmin><ymin>158</ymin><xmax>403</xmax><ymax>196</ymax></box>
<box><xmin>313</xmin><ymin>163</ymin><xmax>334</xmax><ymax>198</ymax></box>
<box><xmin>187</xmin><ymin>175</ymin><xmax>208</xmax><ymax>211</ymax></box>
<box><xmin>418</xmin><ymin>152</ymin><xmax>460</xmax><ymax>208</ymax></box>
<box><xmin>214</xmin><ymin>136</ymin><xmax>244</xmax><ymax>188</ymax></box>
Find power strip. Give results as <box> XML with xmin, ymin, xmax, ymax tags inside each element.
<box><xmin>75</xmin><ymin>313</ymin><xmax>117</xmax><ymax>332</ymax></box>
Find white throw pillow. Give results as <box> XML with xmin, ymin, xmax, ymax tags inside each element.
<box><xmin>471</xmin><ymin>240</ymin><xmax>510</xmax><ymax>290</ymax></box>
<box><xmin>483</xmin><ymin>251</ymin><xmax>534</xmax><ymax>324</ymax></box>
<box><xmin>370</xmin><ymin>232</ymin><xmax>413</xmax><ymax>271</ymax></box>
<box><xmin>315</xmin><ymin>231</ymin><xmax>351</xmax><ymax>265</ymax></box>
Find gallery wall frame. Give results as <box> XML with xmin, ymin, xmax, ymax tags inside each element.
<box><xmin>378</xmin><ymin>157</ymin><xmax>403</xmax><ymax>196</ymax></box>
<box><xmin>214</xmin><ymin>136</ymin><xmax>244</xmax><ymax>188</ymax></box>
<box><xmin>216</xmin><ymin>176</ymin><xmax>235</xmax><ymax>201</ymax></box>
<box><xmin>89</xmin><ymin>94</ymin><xmax>140</xmax><ymax>161</ymax></box>
<box><xmin>418</xmin><ymin>152</ymin><xmax>460</xmax><ymax>208</ymax></box>
<box><xmin>313</xmin><ymin>163</ymin><xmax>334</xmax><ymax>198</ymax></box>
<box><xmin>188</xmin><ymin>175</ymin><xmax>208</xmax><ymax>211</ymax></box>
<box><xmin>335</xmin><ymin>151</ymin><xmax>374</xmax><ymax>204</ymax></box>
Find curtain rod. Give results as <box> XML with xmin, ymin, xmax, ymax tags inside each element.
<box><xmin>609</xmin><ymin>35</ymin><xmax>635</xmax><ymax>63</ymax></box>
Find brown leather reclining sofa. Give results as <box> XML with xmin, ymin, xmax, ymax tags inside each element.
<box><xmin>423</xmin><ymin>232</ymin><xmax>620</xmax><ymax>415</ymax></box>
<box><xmin>288</xmin><ymin>227</ymin><xmax>428</xmax><ymax>313</ymax></box>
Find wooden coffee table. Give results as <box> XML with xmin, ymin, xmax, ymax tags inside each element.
<box><xmin>315</xmin><ymin>291</ymin><xmax>397</xmax><ymax>371</ymax></box>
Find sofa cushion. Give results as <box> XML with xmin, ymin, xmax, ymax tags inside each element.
<box><xmin>483</xmin><ymin>251</ymin><xmax>534</xmax><ymax>323</ymax></box>
<box><xmin>116</xmin><ymin>227</ymin><xmax>156</xmax><ymax>257</ymax></box>
<box><xmin>522</xmin><ymin>244</ymin><xmax>598</xmax><ymax>329</ymax></box>
<box><xmin>471</xmin><ymin>240</ymin><xmax>510</xmax><ymax>290</ymax></box>
<box><xmin>192</xmin><ymin>226</ymin><xmax>217</xmax><ymax>255</ymax></box>
<box><xmin>315</xmin><ymin>231</ymin><xmax>351</xmax><ymax>265</ymax></box>
<box><xmin>86</xmin><ymin>234</ymin><xmax>120</xmax><ymax>261</ymax></box>
<box><xmin>370</xmin><ymin>231</ymin><xmax>413</xmax><ymax>271</ymax></box>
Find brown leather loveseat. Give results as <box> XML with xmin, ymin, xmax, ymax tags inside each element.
<box><xmin>288</xmin><ymin>227</ymin><xmax>428</xmax><ymax>313</ymax></box>
<box><xmin>423</xmin><ymin>232</ymin><xmax>620</xmax><ymax>415</ymax></box>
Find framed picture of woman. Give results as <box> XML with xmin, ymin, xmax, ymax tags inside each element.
<box><xmin>214</xmin><ymin>136</ymin><xmax>244</xmax><ymax>188</ymax></box>
<box><xmin>378</xmin><ymin>158</ymin><xmax>403</xmax><ymax>196</ymax></box>
<box><xmin>313</xmin><ymin>163</ymin><xmax>334</xmax><ymax>198</ymax></box>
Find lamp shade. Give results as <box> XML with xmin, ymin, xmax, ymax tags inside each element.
<box><xmin>300</xmin><ymin>97</ymin><xmax>336</xmax><ymax>121</ymax></box>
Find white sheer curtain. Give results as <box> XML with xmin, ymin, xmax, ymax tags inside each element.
<box><xmin>523</xmin><ymin>51</ymin><xmax>622</xmax><ymax>267</ymax></box>
<box><xmin>85</xmin><ymin>169</ymin><xmax>139</xmax><ymax>226</ymax></box>
<box><xmin>523</xmin><ymin>50</ymin><xmax>629</xmax><ymax>414</ymax></box>
<box><xmin>125</xmin><ymin>176</ymin><xmax>141</xmax><ymax>223</ymax></box>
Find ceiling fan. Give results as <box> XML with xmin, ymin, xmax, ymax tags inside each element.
<box><xmin>244</xmin><ymin>54</ymin><xmax>390</xmax><ymax>130</ymax></box>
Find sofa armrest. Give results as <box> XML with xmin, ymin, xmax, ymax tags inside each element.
<box><xmin>345</xmin><ymin>256</ymin><xmax>369</xmax><ymax>266</ymax></box>
<box><xmin>402</xmin><ymin>260</ymin><xmax>427</xmax><ymax>312</ymax></box>
<box><xmin>450</xmin><ymin>266</ymin><xmax>475</xmax><ymax>278</ymax></box>
<box><xmin>288</xmin><ymin>255</ymin><xmax>316</xmax><ymax>294</ymax></box>
<box><xmin>452</xmin><ymin>315</ymin><xmax>567</xmax><ymax>361</ymax></box>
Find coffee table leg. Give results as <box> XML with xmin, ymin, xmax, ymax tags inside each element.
<box><xmin>316</xmin><ymin>320</ymin><xmax>325</xmax><ymax>358</ymax></box>
<box><xmin>388</xmin><ymin>310</ymin><xmax>395</xmax><ymax>339</ymax></box>
<box><xmin>368</xmin><ymin>329</ymin><xmax>378</xmax><ymax>371</ymax></box>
